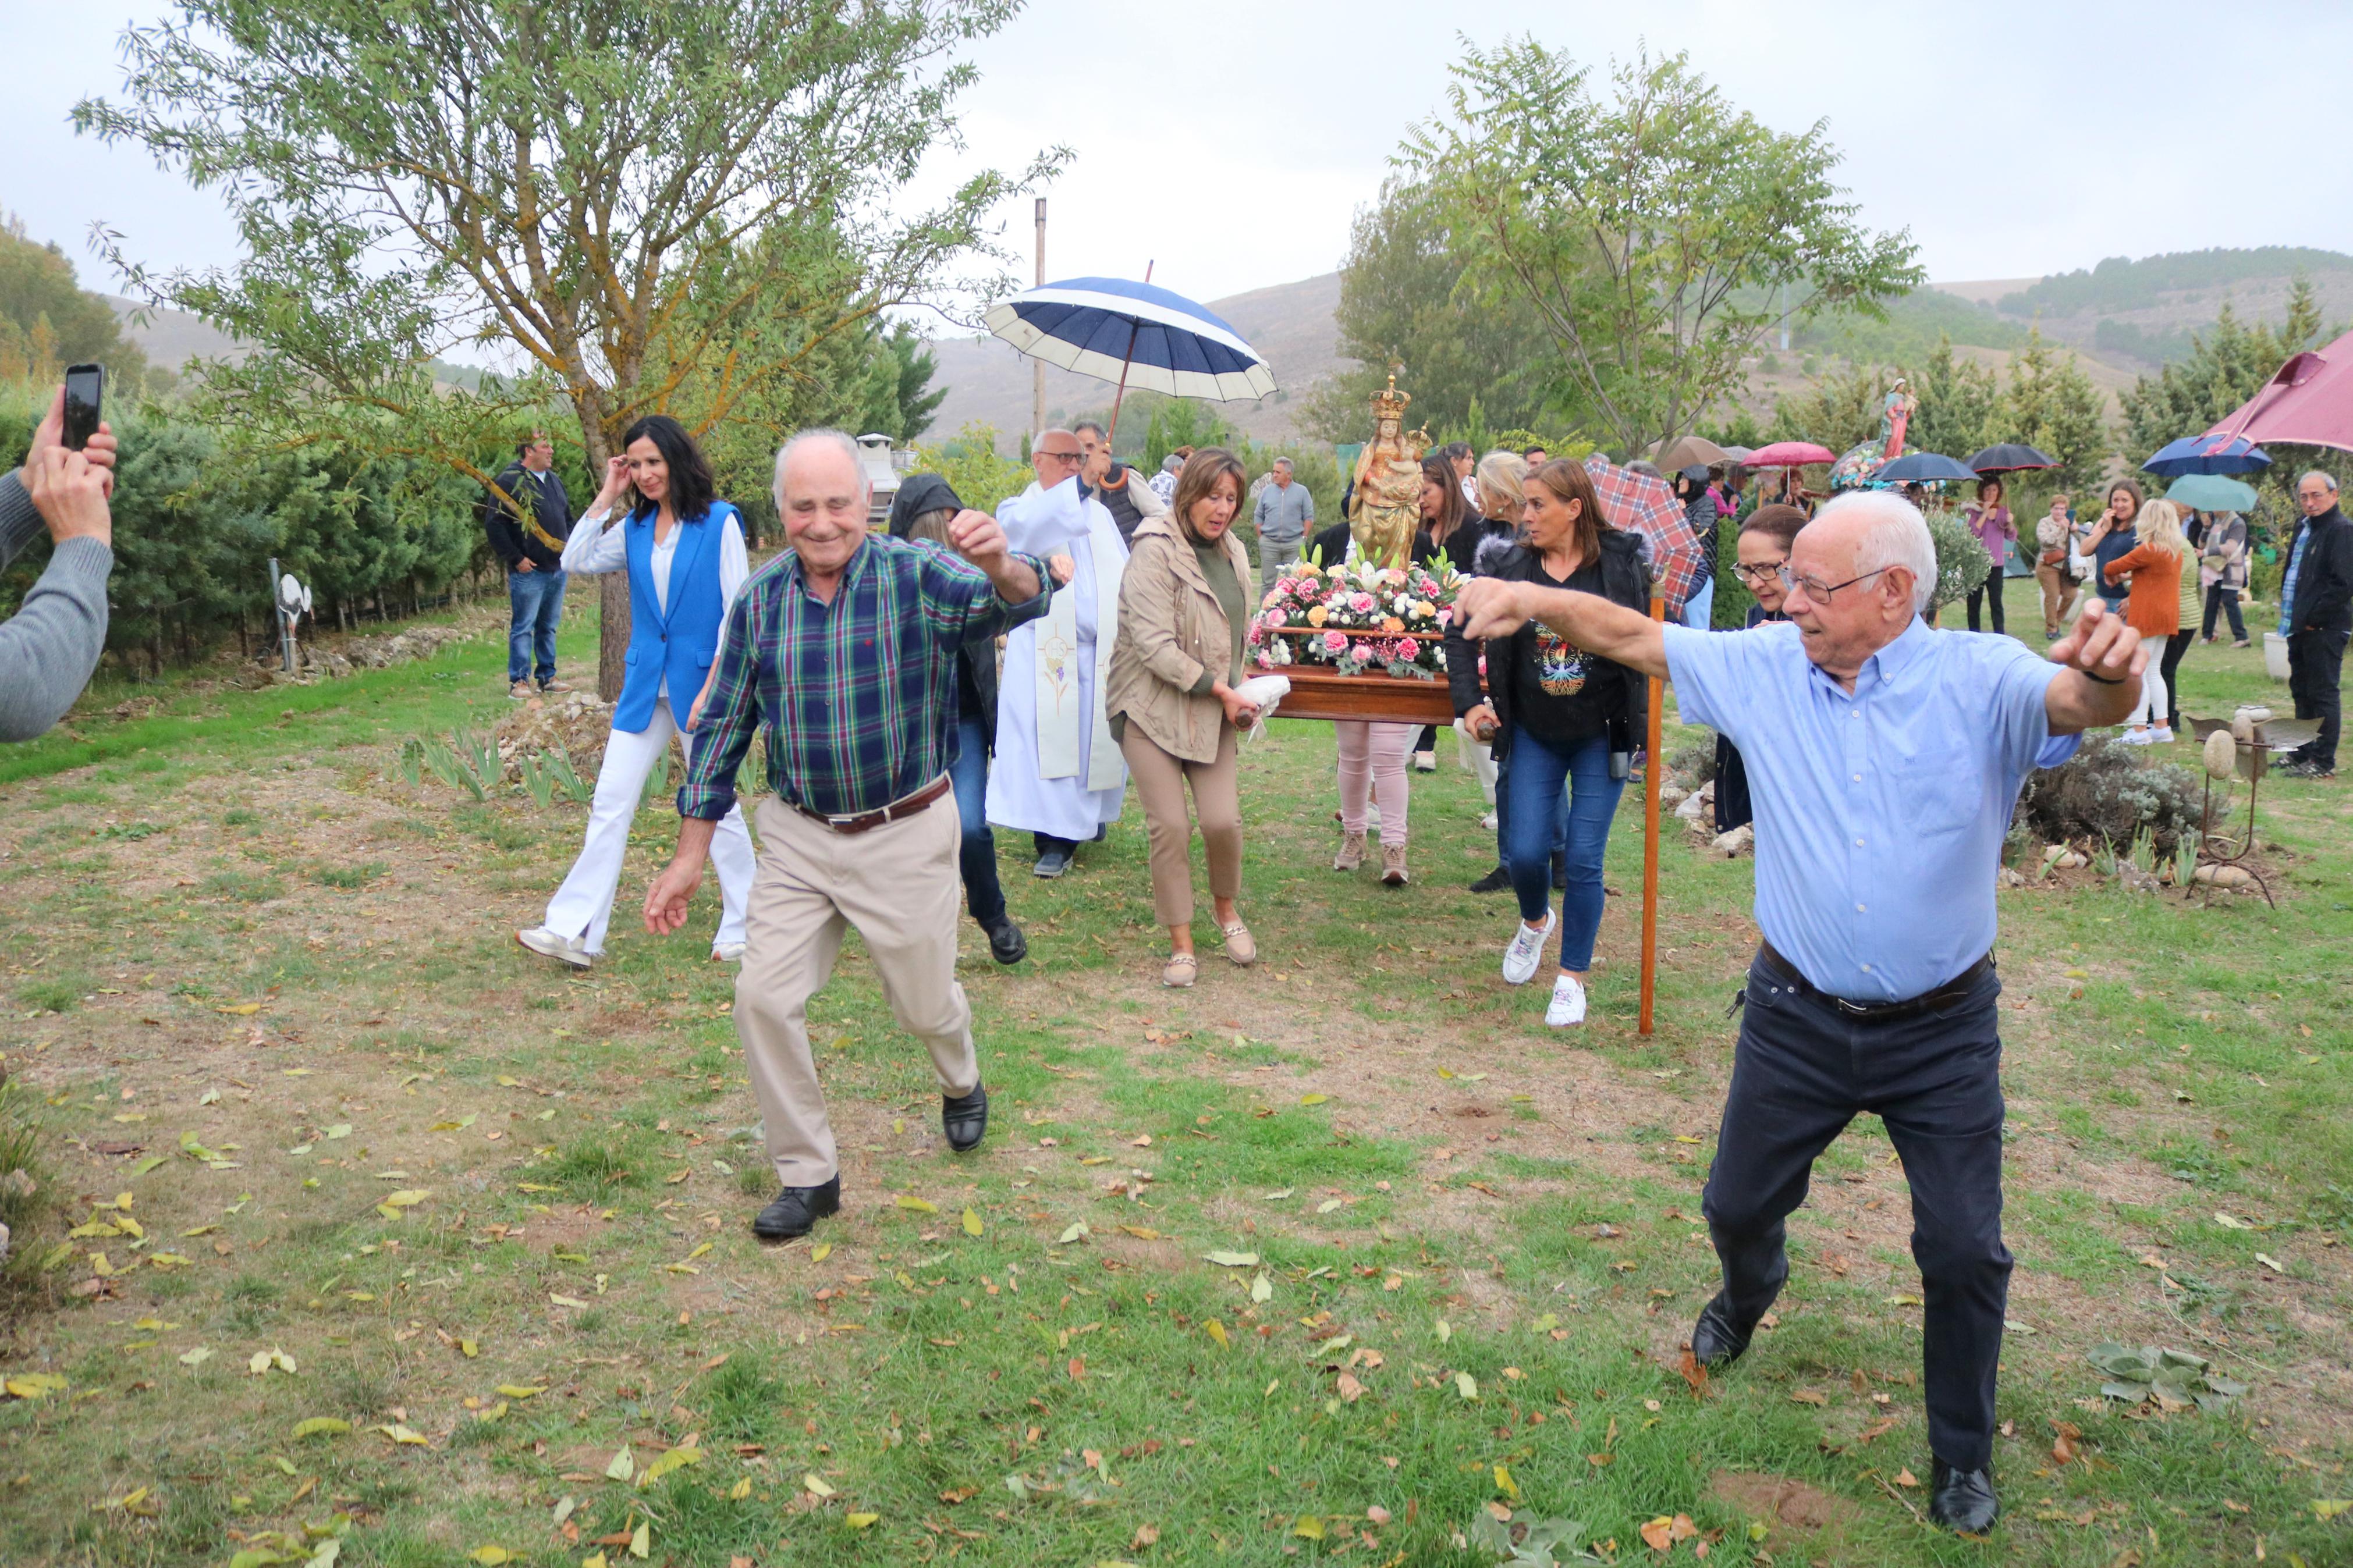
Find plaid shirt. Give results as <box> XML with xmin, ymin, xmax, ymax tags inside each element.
<box><xmin>680</xmin><ymin>535</ymin><xmax>1052</xmax><ymax>821</ymax></box>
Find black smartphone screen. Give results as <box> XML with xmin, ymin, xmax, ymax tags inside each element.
<box><xmin>62</xmin><ymin>364</ymin><xmax>104</xmax><ymax>451</ymax></box>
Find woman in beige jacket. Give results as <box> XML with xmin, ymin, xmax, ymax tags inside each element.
<box><xmin>1106</xmin><ymin>447</ymin><xmax>1262</xmax><ymax>987</ymax></box>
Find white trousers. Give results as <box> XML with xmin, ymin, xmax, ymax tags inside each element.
<box><xmin>542</xmin><ymin>699</ymin><xmax>755</xmax><ymax>954</ymax></box>
<box><xmin>1453</xmin><ymin>718</ymin><xmax>1499</xmax><ymax>805</ymax></box>
<box><xmin>2127</xmin><ymin>665</ymin><xmax>2168</xmax><ymax>729</ymax></box>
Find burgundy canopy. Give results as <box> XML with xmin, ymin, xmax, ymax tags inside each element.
<box><xmin>2209</xmin><ymin>328</ymin><xmax>2353</xmax><ymax>454</ymax></box>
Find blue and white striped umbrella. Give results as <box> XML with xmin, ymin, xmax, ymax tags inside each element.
<box><xmin>984</xmin><ymin>276</ymin><xmax>1276</xmax><ymax>403</ymax></box>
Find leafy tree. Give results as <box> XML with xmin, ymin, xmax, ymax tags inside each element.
<box><xmin>1770</xmin><ymin>361</ymin><xmax>1893</xmax><ymax>454</ymax></box>
<box><xmin>2118</xmin><ymin>281</ymin><xmax>2329</xmax><ymax>457</ymax></box>
<box><xmin>77</xmin><ymin>0</ymin><xmax>1052</xmax><ymax>695</ymax></box>
<box><xmin>1904</xmin><ymin>336</ymin><xmax>2001</xmax><ymax>461</ymax></box>
<box><xmin>1301</xmin><ymin>176</ymin><xmax>1558</xmax><ymax>447</ymax></box>
<box><xmin>1401</xmin><ymin>41</ymin><xmax>1921</xmax><ymax>456</ymax></box>
<box><xmin>0</xmin><ymin>215</ymin><xmax>148</xmax><ymax>386</ymax></box>
<box><xmin>868</xmin><ymin>321</ymin><xmax>948</xmax><ymax>445</ymax></box>
<box><xmin>1997</xmin><ymin>329</ymin><xmax>2108</xmax><ymax>492</ymax></box>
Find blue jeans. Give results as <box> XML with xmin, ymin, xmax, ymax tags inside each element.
<box><xmin>949</xmin><ymin>714</ymin><xmax>1008</xmax><ymax>926</ymax></box>
<box><xmin>1502</xmin><ymin>727</ymin><xmax>1624</xmax><ymax>970</ymax></box>
<box><xmin>1682</xmin><ymin>577</ymin><xmax>1716</xmax><ymax>630</ymax></box>
<box><xmin>507</xmin><ymin>567</ymin><xmax>567</xmax><ymax>684</ymax></box>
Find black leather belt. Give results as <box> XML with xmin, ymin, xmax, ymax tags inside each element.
<box><xmin>790</xmin><ymin>776</ymin><xmax>952</xmax><ymax>835</ymax></box>
<box><xmin>1756</xmin><ymin>940</ymin><xmax>1993</xmax><ymax>1022</ymax></box>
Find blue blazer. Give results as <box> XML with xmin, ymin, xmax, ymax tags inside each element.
<box><xmin>615</xmin><ymin>499</ymin><xmax>737</xmax><ymax>734</ymax></box>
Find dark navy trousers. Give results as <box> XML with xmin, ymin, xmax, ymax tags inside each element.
<box><xmin>1701</xmin><ymin>948</ymin><xmax>2013</xmax><ymax>1471</ymax></box>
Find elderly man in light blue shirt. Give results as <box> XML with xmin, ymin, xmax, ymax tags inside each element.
<box><xmin>1251</xmin><ymin>458</ymin><xmax>1315</xmax><ymax>600</ymax></box>
<box><xmin>1454</xmin><ymin>491</ymin><xmax>2145</xmax><ymax>1537</ymax></box>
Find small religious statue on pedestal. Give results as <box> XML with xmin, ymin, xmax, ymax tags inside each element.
<box><xmin>1346</xmin><ymin>374</ymin><xmax>1431</xmax><ymax>570</ymax></box>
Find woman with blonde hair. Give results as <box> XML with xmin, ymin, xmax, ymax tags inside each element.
<box><xmin>1106</xmin><ymin>448</ymin><xmax>1261</xmax><ymax>987</ymax></box>
<box><xmin>2102</xmin><ymin>497</ymin><xmax>2190</xmax><ymax>744</ymax></box>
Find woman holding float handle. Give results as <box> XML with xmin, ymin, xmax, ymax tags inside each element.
<box><xmin>517</xmin><ymin>415</ymin><xmax>757</xmax><ymax>970</ymax></box>
<box><xmin>1446</xmin><ymin>458</ymin><xmax>1649</xmax><ymax>1029</ymax></box>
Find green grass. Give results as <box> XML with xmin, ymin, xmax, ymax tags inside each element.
<box><xmin>0</xmin><ymin>605</ymin><xmax>2344</xmax><ymax>1566</ymax></box>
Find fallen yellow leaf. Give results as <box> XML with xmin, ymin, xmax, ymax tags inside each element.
<box><xmin>292</xmin><ymin>1417</ymin><xmax>350</xmax><ymax>1438</ymax></box>
<box><xmin>895</xmin><ymin>1195</ymin><xmax>938</xmax><ymax>1214</ymax></box>
<box><xmin>804</xmin><ymin>1473</ymin><xmax>836</xmax><ymax>1498</ymax></box>
<box><xmin>845</xmin><ymin>1513</ymin><xmax>879</xmax><ymax>1529</ymax></box>
<box><xmin>963</xmin><ymin>1207</ymin><xmax>984</xmax><ymax>1237</ymax></box>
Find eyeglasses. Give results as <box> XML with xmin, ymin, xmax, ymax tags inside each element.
<box><xmin>1038</xmin><ymin>449</ymin><xmax>1083</xmax><ymax>464</ymax></box>
<box><xmin>1779</xmin><ymin>564</ymin><xmax>1890</xmax><ymax>602</ymax></box>
<box><xmin>1731</xmin><ymin>559</ymin><xmax>1788</xmax><ymax>584</ymax></box>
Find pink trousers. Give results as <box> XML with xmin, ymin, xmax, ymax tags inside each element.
<box><xmin>1335</xmin><ymin>720</ymin><xmax>1415</xmax><ymax>846</ymax></box>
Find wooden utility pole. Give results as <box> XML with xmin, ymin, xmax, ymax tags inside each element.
<box><xmin>1032</xmin><ymin>197</ymin><xmax>1048</xmax><ymax>440</ymax></box>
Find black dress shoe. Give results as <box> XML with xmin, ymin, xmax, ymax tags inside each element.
<box><xmin>751</xmin><ymin>1176</ymin><xmax>841</xmax><ymax>1241</ymax></box>
<box><xmin>1928</xmin><ymin>1459</ymin><xmax>1999</xmax><ymax>1534</ymax></box>
<box><xmin>983</xmin><ymin>918</ymin><xmax>1028</xmax><ymax>965</ymax></box>
<box><xmin>943</xmin><ymin>1083</ymin><xmax>988</xmax><ymax>1153</ymax></box>
<box><xmin>1550</xmin><ymin>856</ymin><xmax>1569</xmax><ymax>891</ymax></box>
<box><xmin>1469</xmin><ymin>866</ymin><xmax>1512</xmax><ymax>894</ymax></box>
<box><xmin>1690</xmin><ymin>1291</ymin><xmax>1753</xmax><ymax>1368</ymax></box>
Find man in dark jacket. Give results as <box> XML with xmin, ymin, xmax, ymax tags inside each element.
<box><xmin>484</xmin><ymin>431</ymin><xmax>574</xmax><ymax>696</ymax></box>
<box><xmin>2280</xmin><ymin>471</ymin><xmax>2353</xmax><ymax>778</ymax></box>
<box><xmin>888</xmin><ymin>472</ymin><xmax>1027</xmax><ymax>964</ymax></box>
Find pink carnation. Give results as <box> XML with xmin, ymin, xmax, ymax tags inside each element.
<box><xmin>1351</xmin><ymin>641</ymin><xmax>1378</xmax><ymax>663</ymax></box>
<box><xmin>1349</xmin><ymin>592</ymin><xmax>1376</xmax><ymax>613</ymax></box>
<box><xmin>1436</xmin><ymin>608</ymin><xmax>1453</xmax><ymax>628</ymax></box>
<box><xmin>1264</xmin><ymin>607</ymin><xmax>1288</xmax><ymax>628</ymax></box>
<box><xmin>1321</xmin><ymin>630</ymin><xmax>1349</xmax><ymax>654</ymax></box>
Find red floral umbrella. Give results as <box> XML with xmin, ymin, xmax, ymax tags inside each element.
<box><xmin>1585</xmin><ymin>455</ymin><xmax>1703</xmax><ymax>618</ymax></box>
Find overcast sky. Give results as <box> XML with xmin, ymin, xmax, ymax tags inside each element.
<box><xmin>10</xmin><ymin>0</ymin><xmax>2353</xmax><ymax>325</ymax></box>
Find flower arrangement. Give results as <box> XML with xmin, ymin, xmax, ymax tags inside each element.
<box><xmin>1245</xmin><ymin>549</ymin><xmax>1460</xmax><ymax>680</ymax></box>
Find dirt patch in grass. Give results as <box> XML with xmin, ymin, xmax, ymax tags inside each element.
<box><xmin>1708</xmin><ymin>1469</ymin><xmax>1864</xmax><ymax>1538</ymax></box>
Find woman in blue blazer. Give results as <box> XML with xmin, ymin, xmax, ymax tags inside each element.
<box><xmin>519</xmin><ymin>415</ymin><xmax>755</xmax><ymax>968</ymax></box>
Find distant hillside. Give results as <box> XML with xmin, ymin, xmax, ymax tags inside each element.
<box><xmin>105</xmin><ymin>294</ymin><xmax>248</xmax><ymax>371</ymax></box>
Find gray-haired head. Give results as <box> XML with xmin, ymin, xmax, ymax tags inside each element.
<box><xmin>1272</xmin><ymin>457</ymin><xmax>1293</xmax><ymax>472</ymax></box>
<box><xmin>772</xmin><ymin>428</ymin><xmax>864</xmax><ymax>508</ymax></box>
<box><xmin>1161</xmin><ymin>453</ymin><xmax>1183</xmax><ymax>474</ymax></box>
<box><xmin>2299</xmin><ymin>470</ymin><xmax>2339</xmax><ymax>495</ymax></box>
<box><xmin>1072</xmin><ymin>419</ymin><xmax>1108</xmax><ymax>442</ymax></box>
<box><xmin>1815</xmin><ymin>489</ymin><xmax>1937</xmax><ymax>614</ymax></box>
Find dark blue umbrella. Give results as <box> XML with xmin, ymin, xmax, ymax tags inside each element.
<box><xmin>2141</xmin><ymin>434</ymin><xmax>2272</xmax><ymax>477</ymax></box>
<box><xmin>1874</xmin><ymin>451</ymin><xmax>1981</xmax><ymax>483</ymax></box>
<box><xmin>984</xmin><ymin>275</ymin><xmax>1275</xmax><ymax>445</ymax></box>
<box><xmin>1965</xmin><ymin>443</ymin><xmax>2056</xmax><ymax>474</ymax></box>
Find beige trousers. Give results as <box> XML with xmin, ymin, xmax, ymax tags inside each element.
<box><xmin>2035</xmin><ymin>563</ymin><xmax>2078</xmax><ymax>637</ymax></box>
<box><xmin>1120</xmin><ymin>722</ymin><xmax>1242</xmax><ymax>927</ymax></box>
<box><xmin>736</xmin><ymin>791</ymin><xmax>978</xmax><ymax>1187</ymax></box>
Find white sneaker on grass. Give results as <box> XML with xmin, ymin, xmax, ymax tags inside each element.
<box><xmin>1502</xmin><ymin>909</ymin><xmax>1557</xmax><ymax>986</ymax></box>
<box><xmin>711</xmin><ymin>942</ymin><xmax>747</xmax><ymax>963</ymax></box>
<box><xmin>1480</xmin><ymin>810</ymin><xmax>1499</xmax><ymax>831</ymax></box>
<box><xmin>517</xmin><ymin>926</ymin><xmax>591</xmax><ymax>969</ymax></box>
<box><xmin>1545</xmin><ymin>973</ymin><xmax>1588</xmax><ymax>1027</ymax></box>
<box><xmin>2151</xmin><ymin>727</ymin><xmax>2175</xmax><ymax>744</ymax></box>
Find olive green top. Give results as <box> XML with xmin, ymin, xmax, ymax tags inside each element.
<box><xmin>1193</xmin><ymin>540</ymin><xmax>1249</xmax><ymax>692</ymax></box>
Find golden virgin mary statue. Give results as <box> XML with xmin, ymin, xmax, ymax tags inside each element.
<box><xmin>1346</xmin><ymin>374</ymin><xmax>1429</xmax><ymax>570</ymax></box>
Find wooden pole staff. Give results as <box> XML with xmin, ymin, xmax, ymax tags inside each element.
<box><xmin>1103</xmin><ymin>261</ymin><xmax>1153</xmax><ymax>450</ymax></box>
<box><xmin>1639</xmin><ymin>593</ymin><xmax>1664</xmax><ymax>1037</ymax></box>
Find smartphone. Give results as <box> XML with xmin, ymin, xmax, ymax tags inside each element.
<box><xmin>62</xmin><ymin>364</ymin><xmax>104</xmax><ymax>451</ymax></box>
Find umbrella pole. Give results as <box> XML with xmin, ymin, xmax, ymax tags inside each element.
<box><xmin>1639</xmin><ymin>594</ymin><xmax>1663</xmax><ymax>1038</ymax></box>
<box><xmin>1103</xmin><ymin>261</ymin><xmax>1153</xmax><ymax>451</ymax></box>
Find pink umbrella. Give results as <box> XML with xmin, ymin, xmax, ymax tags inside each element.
<box><xmin>1742</xmin><ymin>440</ymin><xmax>1837</xmax><ymax>468</ymax></box>
<box><xmin>1585</xmin><ymin>454</ymin><xmax>1703</xmax><ymax>618</ymax></box>
<box><xmin>2209</xmin><ymin>328</ymin><xmax>2353</xmax><ymax>453</ymax></box>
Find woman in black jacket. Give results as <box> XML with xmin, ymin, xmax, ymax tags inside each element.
<box><xmin>888</xmin><ymin>474</ymin><xmax>1026</xmax><ymax>966</ymax></box>
<box><xmin>1447</xmin><ymin>458</ymin><xmax>1649</xmax><ymax>1029</ymax></box>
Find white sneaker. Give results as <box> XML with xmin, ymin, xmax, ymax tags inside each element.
<box><xmin>2114</xmin><ymin>728</ymin><xmax>2152</xmax><ymax>745</ymax></box>
<box><xmin>1545</xmin><ymin>973</ymin><xmax>1588</xmax><ymax>1027</ymax></box>
<box><xmin>1480</xmin><ymin>810</ymin><xmax>1499</xmax><ymax>831</ymax></box>
<box><xmin>2150</xmin><ymin>727</ymin><xmax>2175</xmax><ymax>744</ymax></box>
<box><xmin>517</xmin><ymin>926</ymin><xmax>591</xmax><ymax>969</ymax></box>
<box><xmin>711</xmin><ymin>941</ymin><xmax>746</xmax><ymax>963</ymax></box>
<box><xmin>1413</xmin><ymin>752</ymin><xmax>1437</xmax><ymax>772</ymax></box>
<box><xmin>1502</xmin><ymin>909</ymin><xmax>1556</xmax><ymax>986</ymax></box>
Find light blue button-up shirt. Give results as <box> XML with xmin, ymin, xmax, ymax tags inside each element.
<box><xmin>1664</xmin><ymin>618</ymin><xmax>2080</xmax><ymax>1002</ymax></box>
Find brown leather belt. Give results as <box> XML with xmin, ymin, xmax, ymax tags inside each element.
<box><xmin>790</xmin><ymin>776</ymin><xmax>952</xmax><ymax>835</ymax></box>
<box><xmin>1756</xmin><ymin>940</ymin><xmax>1993</xmax><ymax>1022</ymax></box>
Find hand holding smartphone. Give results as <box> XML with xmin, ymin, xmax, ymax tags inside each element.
<box><xmin>62</xmin><ymin>364</ymin><xmax>103</xmax><ymax>451</ymax></box>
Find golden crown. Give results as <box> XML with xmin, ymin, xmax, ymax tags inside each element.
<box><xmin>1371</xmin><ymin>372</ymin><xmax>1411</xmax><ymax>422</ymax></box>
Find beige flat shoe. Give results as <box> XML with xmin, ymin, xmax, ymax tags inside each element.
<box><xmin>1221</xmin><ymin>921</ymin><xmax>1257</xmax><ymax>966</ymax></box>
<box><xmin>1162</xmin><ymin>952</ymin><xmax>1198</xmax><ymax>988</ymax></box>
<box><xmin>1334</xmin><ymin>831</ymin><xmax>1367</xmax><ymax>872</ymax></box>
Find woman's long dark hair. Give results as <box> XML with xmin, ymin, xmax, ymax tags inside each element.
<box><xmin>1420</xmin><ymin>454</ymin><xmax>1469</xmax><ymax>547</ymax></box>
<box><xmin>620</xmin><ymin>413</ymin><xmax>717</xmax><ymax>523</ymax></box>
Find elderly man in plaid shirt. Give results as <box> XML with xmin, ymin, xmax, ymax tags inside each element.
<box><xmin>645</xmin><ymin>429</ymin><xmax>1052</xmax><ymax>1242</ymax></box>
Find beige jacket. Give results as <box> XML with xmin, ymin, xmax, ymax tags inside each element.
<box><xmin>1106</xmin><ymin>513</ymin><xmax>1252</xmax><ymax>762</ymax></box>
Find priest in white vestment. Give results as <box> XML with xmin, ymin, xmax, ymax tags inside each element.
<box><xmin>987</xmin><ymin>431</ymin><xmax>1129</xmax><ymax>878</ymax></box>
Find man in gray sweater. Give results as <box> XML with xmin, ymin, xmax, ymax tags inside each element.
<box><xmin>1</xmin><ymin>386</ymin><xmax>117</xmax><ymax>741</ymax></box>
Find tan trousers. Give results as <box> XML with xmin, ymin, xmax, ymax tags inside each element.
<box><xmin>1120</xmin><ymin>723</ymin><xmax>1242</xmax><ymax>927</ymax></box>
<box><xmin>736</xmin><ymin>791</ymin><xmax>978</xmax><ymax>1187</ymax></box>
<box><xmin>2035</xmin><ymin>564</ymin><xmax>2078</xmax><ymax>637</ymax></box>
